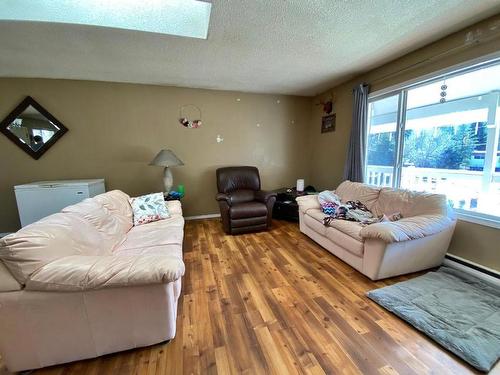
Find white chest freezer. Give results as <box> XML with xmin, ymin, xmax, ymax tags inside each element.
<box><xmin>14</xmin><ymin>179</ymin><xmax>106</xmax><ymax>227</ymax></box>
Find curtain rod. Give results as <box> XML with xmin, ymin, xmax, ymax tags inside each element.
<box><xmin>370</xmin><ymin>25</ymin><xmax>500</xmax><ymax>86</ymax></box>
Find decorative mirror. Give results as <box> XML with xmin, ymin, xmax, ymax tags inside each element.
<box><xmin>0</xmin><ymin>96</ymin><xmax>68</xmax><ymax>160</ymax></box>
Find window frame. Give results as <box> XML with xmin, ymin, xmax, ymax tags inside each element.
<box><xmin>366</xmin><ymin>54</ymin><xmax>500</xmax><ymax>229</ymax></box>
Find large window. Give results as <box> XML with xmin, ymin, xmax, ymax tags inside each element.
<box><xmin>366</xmin><ymin>59</ymin><xmax>500</xmax><ymax>225</ymax></box>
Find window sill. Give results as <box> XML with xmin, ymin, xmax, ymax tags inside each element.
<box><xmin>454</xmin><ymin>210</ymin><xmax>500</xmax><ymax>229</ymax></box>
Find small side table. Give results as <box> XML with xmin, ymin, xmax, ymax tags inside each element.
<box><xmin>164</xmin><ymin>192</ymin><xmax>183</xmax><ymax>201</ymax></box>
<box><xmin>272</xmin><ymin>188</ymin><xmax>301</xmax><ymax>222</ymax></box>
<box><xmin>272</xmin><ymin>188</ymin><xmax>318</xmax><ymax>222</ymax></box>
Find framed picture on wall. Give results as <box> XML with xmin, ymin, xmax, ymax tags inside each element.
<box><xmin>321</xmin><ymin>114</ymin><xmax>336</xmax><ymax>133</ymax></box>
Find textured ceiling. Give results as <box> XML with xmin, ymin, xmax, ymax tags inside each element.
<box><xmin>1</xmin><ymin>0</ymin><xmax>500</xmax><ymax>96</ymax></box>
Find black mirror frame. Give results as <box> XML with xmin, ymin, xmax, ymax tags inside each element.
<box><xmin>0</xmin><ymin>96</ymin><xmax>68</xmax><ymax>160</ymax></box>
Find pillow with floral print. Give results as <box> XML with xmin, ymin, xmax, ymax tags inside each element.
<box><xmin>129</xmin><ymin>192</ymin><xmax>170</xmax><ymax>226</ymax></box>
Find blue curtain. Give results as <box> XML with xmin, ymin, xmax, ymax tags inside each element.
<box><xmin>343</xmin><ymin>83</ymin><xmax>370</xmax><ymax>182</ymax></box>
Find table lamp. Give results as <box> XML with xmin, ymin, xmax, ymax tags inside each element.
<box><xmin>149</xmin><ymin>149</ymin><xmax>184</xmax><ymax>193</ymax></box>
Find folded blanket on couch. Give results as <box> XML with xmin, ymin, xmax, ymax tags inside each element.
<box><xmin>318</xmin><ymin>190</ymin><xmax>400</xmax><ymax>226</ymax></box>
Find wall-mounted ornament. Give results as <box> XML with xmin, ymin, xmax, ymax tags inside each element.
<box><xmin>0</xmin><ymin>96</ymin><xmax>68</xmax><ymax>160</ymax></box>
<box><xmin>315</xmin><ymin>92</ymin><xmax>335</xmax><ymax>114</ymax></box>
<box><xmin>439</xmin><ymin>81</ymin><xmax>448</xmax><ymax>103</ymax></box>
<box><xmin>323</xmin><ymin>100</ymin><xmax>333</xmax><ymax>114</ymax></box>
<box><xmin>179</xmin><ymin>104</ymin><xmax>202</xmax><ymax>128</ymax></box>
<box><xmin>216</xmin><ymin>134</ymin><xmax>224</xmax><ymax>143</ymax></box>
<box><xmin>321</xmin><ymin>114</ymin><xmax>336</xmax><ymax>133</ymax></box>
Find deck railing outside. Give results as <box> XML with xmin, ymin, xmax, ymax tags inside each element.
<box><xmin>366</xmin><ymin>165</ymin><xmax>500</xmax><ymax>216</ymax></box>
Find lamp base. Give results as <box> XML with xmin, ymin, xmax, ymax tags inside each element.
<box><xmin>163</xmin><ymin>167</ymin><xmax>173</xmax><ymax>193</ymax></box>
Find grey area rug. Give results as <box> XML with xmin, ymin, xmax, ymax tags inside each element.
<box><xmin>367</xmin><ymin>267</ymin><xmax>500</xmax><ymax>372</ymax></box>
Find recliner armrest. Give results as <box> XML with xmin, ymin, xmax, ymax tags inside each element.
<box><xmin>360</xmin><ymin>214</ymin><xmax>455</xmax><ymax>243</ymax></box>
<box><xmin>216</xmin><ymin>192</ymin><xmax>231</xmax><ymax>205</ymax></box>
<box><xmin>25</xmin><ymin>254</ymin><xmax>185</xmax><ymax>292</ymax></box>
<box><xmin>255</xmin><ymin>190</ymin><xmax>277</xmax><ymax>203</ymax></box>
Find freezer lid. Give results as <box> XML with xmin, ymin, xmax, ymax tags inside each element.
<box><xmin>14</xmin><ymin>179</ymin><xmax>105</xmax><ymax>190</ymax></box>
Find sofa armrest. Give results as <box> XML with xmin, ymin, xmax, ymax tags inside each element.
<box><xmin>295</xmin><ymin>194</ymin><xmax>320</xmax><ymax>213</ymax></box>
<box><xmin>360</xmin><ymin>215</ymin><xmax>455</xmax><ymax>243</ymax></box>
<box><xmin>255</xmin><ymin>190</ymin><xmax>277</xmax><ymax>203</ymax></box>
<box><xmin>166</xmin><ymin>200</ymin><xmax>183</xmax><ymax>216</ymax></box>
<box><xmin>25</xmin><ymin>254</ymin><xmax>185</xmax><ymax>292</ymax></box>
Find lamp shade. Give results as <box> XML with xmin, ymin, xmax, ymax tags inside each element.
<box><xmin>149</xmin><ymin>149</ymin><xmax>184</xmax><ymax>167</ymax></box>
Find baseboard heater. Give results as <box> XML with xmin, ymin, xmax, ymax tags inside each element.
<box><xmin>444</xmin><ymin>254</ymin><xmax>500</xmax><ymax>284</ymax></box>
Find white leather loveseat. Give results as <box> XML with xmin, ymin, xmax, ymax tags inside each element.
<box><xmin>0</xmin><ymin>190</ymin><xmax>185</xmax><ymax>372</ymax></box>
<box><xmin>296</xmin><ymin>181</ymin><xmax>456</xmax><ymax>280</ymax></box>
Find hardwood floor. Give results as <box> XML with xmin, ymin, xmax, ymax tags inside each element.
<box><xmin>3</xmin><ymin>219</ymin><xmax>485</xmax><ymax>374</ymax></box>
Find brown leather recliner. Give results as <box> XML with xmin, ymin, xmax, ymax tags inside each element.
<box><xmin>215</xmin><ymin>166</ymin><xmax>277</xmax><ymax>234</ymax></box>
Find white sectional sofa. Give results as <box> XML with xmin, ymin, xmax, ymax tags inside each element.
<box><xmin>296</xmin><ymin>181</ymin><xmax>456</xmax><ymax>280</ymax></box>
<box><xmin>0</xmin><ymin>190</ymin><xmax>185</xmax><ymax>372</ymax></box>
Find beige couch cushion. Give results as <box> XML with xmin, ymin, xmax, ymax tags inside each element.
<box><xmin>115</xmin><ymin>217</ymin><xmax>184</xmax><ymax>257</ymax></box>
<box><xmin>327</xmin><ymin>219</ymin><xmax>363</xmax><ymax>241</ymax></box>
<box><xmin>62</xmin><ymin>199</ymin><xmax>128</xmax><ymax>251</ymax></box>
<box><xmin>304</xmin><ymin>208</ymin><xmax>364</xmax><ymax>240</ymax></box>
<box><xmin>360</xmin><ymin>214</ymin><xmax>454</xmax><ymax>243</ymax></box>
<box><xmin>0</xmin><ymin>213</ymin><xmax>108</xmax><ymax>284</ymax></box>
<box><xmin>25</xmin><ymin>254</ymin><xmax>184</xmax><ymax>292</ymax></box>
<box><xmin>325</xmin><ymin>227</ymin><xmax>364</xmax><ymax>257</ymax></box>
<box><xmin>304</xmin><ymin>209</ymin><xmax>365</xmax><ymax>256</ymax></box>
<box><xmin>303</xmin><ymin>209</ymin><xmax>327</xmax><ymax>236</ymax></box>
<box><xmin>115</xmin><ymin>200</ymin><xmax>184</xmax><ymax>257</ymax></box>
<box><xmin>93</xmin><ymin>190</ymin><xmax>133</xmax><ymax>230</ymax></box>
<box><xmin>376</xmin><ymin>188</ymin><xmax>448</xmax><ymax>217</ymax></box>
<box><xmin>0</xmin><ymin>261</ymin><xmax>22</xmax><ymax>291</ymax></box>
<box><xmin>335</xmin><ymin>181</ymin><xmax>382</xmax><ymax>214</ymax></box>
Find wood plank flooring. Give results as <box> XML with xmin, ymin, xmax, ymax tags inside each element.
<box><xmin>2</xmin><ymin>219</ymin><xmax>488</xmax><ymax>374</ymax></box>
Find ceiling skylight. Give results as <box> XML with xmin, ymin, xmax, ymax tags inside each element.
<box><xmin>0</xmin><ymin>0</ymin><xmax>212</xmax><ymax>39</ymax></box>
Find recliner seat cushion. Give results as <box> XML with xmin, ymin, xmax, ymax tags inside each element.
<box><xmin>230</xmin><ymin>202</ymin><xmax>267</xmax><ymax>219</ymax></box>
<box><xmin>228</xmin><ymin>189</ymin><xmax>255</xmax><ymax>205</ymax></box>
<box><xmin>230</xmin><ymin>216</ymin><xmax>267</xmax><ymax>228</ymax></box>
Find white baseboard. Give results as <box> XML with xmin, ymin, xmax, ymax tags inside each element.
<box><xmin>443</xmin><ymin>255</ymin><xmax>500</xmax><ymax>287</ymax></box>
<box><xmin>185</xmin><ymin>213</ymin><xmax>221</xmax><ymax>221</ymax></box>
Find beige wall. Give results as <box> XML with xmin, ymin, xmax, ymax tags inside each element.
<box><xmin>309</xmin><ymin>14</ymin><xmax>500</xmax><ymax>271</ymax></box>
<box><xmin>0</xmin><ymin>79</ymin><xmax>312</xmax><ymax>232</ymax></box>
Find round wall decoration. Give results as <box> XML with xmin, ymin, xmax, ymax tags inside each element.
<box><xmin>179</xmin><ymin>104</ymin><xmax>202</xmax><ymax>128</ymax></box>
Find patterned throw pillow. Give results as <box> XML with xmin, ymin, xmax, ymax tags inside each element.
<box><xmin>318</xmin><ymin>190</ymin><xmax>341</xmax><ymax>216</ymax></box>
<box><xmin>321</xmin><ymin>202</ymin><xmax>337</xmax><ymax>216</ymax></box>
<box><xmin>129</xmin><ymin>192</ymin><xmax>170</xmax><ymax>226</ymax></box>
